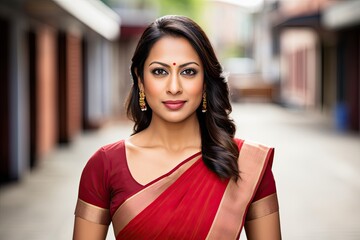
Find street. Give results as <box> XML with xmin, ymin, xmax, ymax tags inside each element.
<box><xmin>1</xmin><ymin>102</ymin><xmax>359</xmax><ymax>240</ymax></box>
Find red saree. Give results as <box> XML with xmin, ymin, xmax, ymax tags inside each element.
<box><xmin>75</xmin><ymin>139</ymin><xmax>278</xmax><ymax>239</ymax></box>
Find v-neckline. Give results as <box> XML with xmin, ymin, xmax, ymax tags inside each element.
<box><xmin>123</xmin><ymin>140</ymin><xmax>202</xmax><ymax>187</ymax></box>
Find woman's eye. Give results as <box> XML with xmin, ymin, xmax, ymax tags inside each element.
<box><xmin>181</xmin><ymin>68</ymin><xmax>197</xmax><ymax>76</ymax></box>
<box><xmin>152</xmin><ymin>68</ymin><xmax>168</xmax><ymax>75</ymax></box>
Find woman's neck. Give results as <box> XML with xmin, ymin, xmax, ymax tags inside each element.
<box><xmin>138</xmin><ymin>114</ymin><xmax>201</xmax><ymax>152</ymax></box>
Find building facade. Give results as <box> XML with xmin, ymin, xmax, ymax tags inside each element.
<box><xmin>269</xmin><ymin>0</ymin><xmax>359</xmax><ymax>132</ymax></box>
<box><xmin>0</xmin><ymin>0</ymin><xmax>123</xmax><ymax>182</ymax></box>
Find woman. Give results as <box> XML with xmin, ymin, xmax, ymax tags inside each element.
<box><xmin>73</xmin><ymin>15</ymin><xmax>281</xmax><ymax>240</ymax></box>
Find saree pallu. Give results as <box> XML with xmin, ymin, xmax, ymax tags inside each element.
<box><xmin>75</xmin><ymin>139</ymin><xmax>279</xmax><ymax>239</ymax></box>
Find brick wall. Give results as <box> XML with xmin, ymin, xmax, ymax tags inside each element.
<box><xmin>58</xmin><ymin>32</ymin><xmax>82</xmax><ymax>143</ymax></box>
<box><xmin>36</xmin><ymin>26</ymin><xmax>58</xmax><ymax>158</ymax></box>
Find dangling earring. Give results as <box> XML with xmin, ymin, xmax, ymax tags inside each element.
<box><xmin>202</xmin><ymin>92</ymin><xmax>207</xmax><ymax>113</ymax></box>
<box><xmin>139</xmin><ymin>89</ymin><xmax>147</xmax><ymax>111</ymax></box>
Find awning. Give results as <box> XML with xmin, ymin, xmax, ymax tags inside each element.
<box><xmin>52</xmin><ymin>0</ymin><xmax>120</xmax><ymax>40</ymax></box>
<box><xmin>273</xmin><ymin>13</ymin><xmax>321</xmax><ymax>29</ymax></box>
<box><xmin>21</xmin><ymin>0</ymin><xmax>120</xmax><ymax>40</ymax></box>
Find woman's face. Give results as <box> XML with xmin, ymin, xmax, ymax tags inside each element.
<box><xmin>139</xmin><ymin>36</ymin><xmax>204</xmax><ymax>124</ymax></box>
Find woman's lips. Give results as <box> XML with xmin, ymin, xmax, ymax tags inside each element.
<box><xmin>162</xmin><ymin>100</ymin><xmax>186</xmax><ymax>110</ymax></box>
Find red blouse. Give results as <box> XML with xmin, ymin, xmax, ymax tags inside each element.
<box><xmin>77</xmin><ymin>139</ymin><xmax>277</xmax><ymax>222</ymax></box>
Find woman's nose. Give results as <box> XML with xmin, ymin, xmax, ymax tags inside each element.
<box><xmin>167</xmin><ymin>74</ymin><xmax>183</xmax><ymax>95</ymax></box>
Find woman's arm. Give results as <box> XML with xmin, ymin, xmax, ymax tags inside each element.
<box><xmin>244</xmin><ymin>211</ymin><xmax>281</xmax><ymax>240</ymax></box>
<box><xmin>73</xmin><ymin>217</ymin><xmax>109</xmax><ymax>240</ymax></box>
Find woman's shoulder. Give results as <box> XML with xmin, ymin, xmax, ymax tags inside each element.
<box><xmin>86</xmin><ymin>139</ymin><xmax>126</xmax><ymax>166</ymax></box>
<box><xmin>233</xmin><ymin>138</ymin><xmax>275</xmax><ymax>177</ymax></box>
<box><xmin>100</xmin><ymin>139</ymin><xmax>126</xmax><ymax>153</ymax></box>
<box><xmin>233</xmin><ymin>138</ymin><xmax>275</xmax><ymax>171</ymax></box>
<box><xmin>233</xmin><ymin>138</ymin><xmax>276</xmax><ymax>196</ymax></box>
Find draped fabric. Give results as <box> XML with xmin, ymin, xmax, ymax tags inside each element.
<box><xmin>75</xmin><ymin>139</ymin><xmax>279</xmax><ymax>239</ymax></box>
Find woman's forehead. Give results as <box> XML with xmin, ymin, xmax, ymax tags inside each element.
<box><xmin>145</xmin><ymin>36</ymin><xmax>201</xmax><ymax>66</ymax></box>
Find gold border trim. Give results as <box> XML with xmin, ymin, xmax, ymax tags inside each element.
<box><xmin>112</xmin><ymin>155</ymin><xmax>202</xmax><ymax>236</ymax></box>
<box><xmin>206</xmin><ymin>141</ymin><xmax>272</xmax><ymax>240</ymax></box>
<box><xmin>246</xmin><ymin>193</ymin><xmax>279</xmax><ymax>221</ymax></box>
<box><xmin>74</xmin><ymin>199</ymin><xmax>111</xmax><ymax>225</ymax></box>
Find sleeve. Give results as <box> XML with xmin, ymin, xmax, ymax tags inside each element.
<box><xmin>74</xmin><ymin>148</ymin><xmax>111</xmax><ymax>225</ymax></box>
<box><xmin>246</xmin><ymin>148</ymin><xmax>279</xmax><ymax>221</ymax></box>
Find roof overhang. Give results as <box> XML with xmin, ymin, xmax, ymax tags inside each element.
<box><xmin>274</xmin><ymin>13</ymin><xmax>321</xmax><ymax>29</ymax></box>
<box><xmin>2</xmin><ymin>0</ymin><xmax>122</xmax><ymax>40</ymax></box>
<box><xmin>51</xmin><ymin>0</ymin><xmax>120</xmax><ymax>40</ymax></box>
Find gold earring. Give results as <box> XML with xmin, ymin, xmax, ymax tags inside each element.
<box><xmin>202</xmin><ymin>92</ymin><xmax>207</xmax><ymax>113</ymax></box>
<box><xmin>139</xmin><ymin>89</ymin><xmax>147</xmax><ymax>111</ymax></box>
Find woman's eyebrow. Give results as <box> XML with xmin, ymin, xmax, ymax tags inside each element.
<box><xmin>149</xmin><ymin>61</ymin><xmax>200</xmax><ymax>68</ymax></box>
<box><xmin>179</xmin><ymin>62</ymin><xmax>200</xmax><ymax>68</ymax></box>
<box><xmin>149</xmin><ymin>61</ymin><xmax>169</xmax><ymax>67</ymax></box>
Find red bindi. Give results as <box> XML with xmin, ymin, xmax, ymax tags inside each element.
<box><xmin>173</xmin><ymin>62</ymin><xmax>176</xmax><ymax>66</ymax></box>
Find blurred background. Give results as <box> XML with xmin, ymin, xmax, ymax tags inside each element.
<box><xmin>0</xmin><ymin>0</ymin><xmax>359</xmax><ymax>239</ymax></box>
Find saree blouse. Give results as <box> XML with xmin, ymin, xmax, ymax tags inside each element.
<box><xmin>75</xmin><ymin>139</ymin><xmax>279</xmax><ymax>239</ymax></box>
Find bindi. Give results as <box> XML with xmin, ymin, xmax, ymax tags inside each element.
<box><xmin>173</xmin><ymin>62</ymin><xmax>176</xmax><ymax>66</ymax></box>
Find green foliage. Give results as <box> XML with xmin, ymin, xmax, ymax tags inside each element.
<box><xmin>101</xmin><ymin>0</ymin><xmax>204</xmax><ymax>23</ymax></box>
<box><xmin>148</xmin><ymin>0</ymin><xmax>204</xmax><ymax>22</ymax></box>
<box><xmin>222</xmin><ymin>44</ymin><xmax>245</xmax><ymax>59</ymax></box>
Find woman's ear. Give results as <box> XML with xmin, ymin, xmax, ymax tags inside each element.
<box><xmin>138</xmin><ymin>79</ymin><xmax>144</xmax><ymax>91</ymax></box>
<box><xmin>135</xmin><ymin>68</ymin><xmax>144</xmax><ymax>90</ymax></box>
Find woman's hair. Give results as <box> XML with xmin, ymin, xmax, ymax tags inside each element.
<box><xmin>126</xmin><ymin>15</ymin><xmax>239</xmax><ymax>180</ymax></box>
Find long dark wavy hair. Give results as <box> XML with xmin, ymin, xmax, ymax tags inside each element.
<box><xmin>126</xmin><ymin>15</ymin><xmax>239</xmax><ymax>180</ymax></box>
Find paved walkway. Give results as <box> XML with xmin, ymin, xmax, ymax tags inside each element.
<box><xmin>0</xmin><ymin>102</ymin><xmax>359</xmax><ymax>240</ymax></box>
